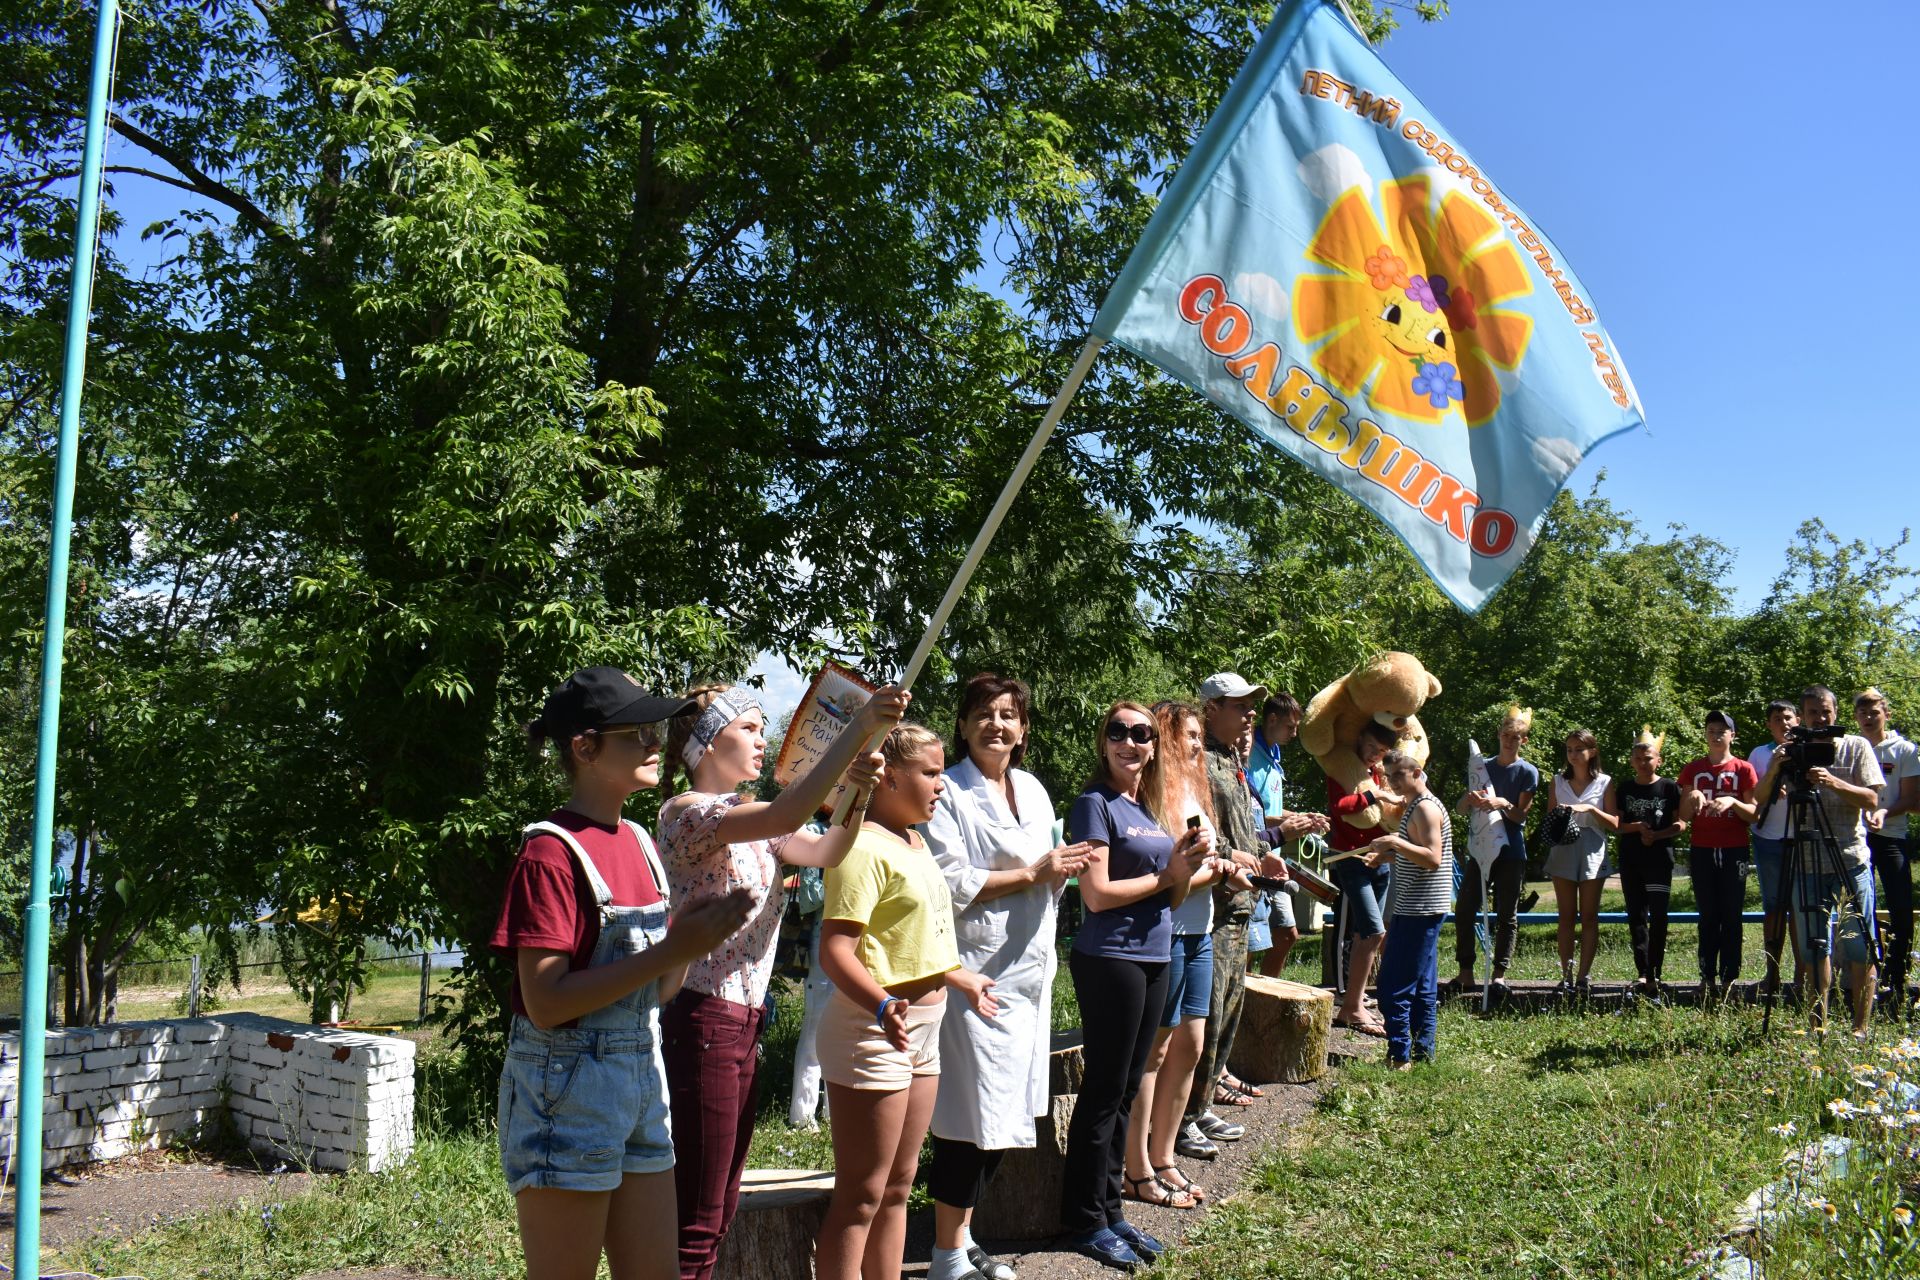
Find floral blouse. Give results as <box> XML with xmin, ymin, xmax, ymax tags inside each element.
<box><xmin>659</xmin><ymin>791</ymin><xmax>792</xmax><ymax>1008</ymax></box>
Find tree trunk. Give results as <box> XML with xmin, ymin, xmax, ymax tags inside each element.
<box><xmin>62</xmin><ymin>835</ymin><xmax>91</xmax><ymax>1025</ymax></box>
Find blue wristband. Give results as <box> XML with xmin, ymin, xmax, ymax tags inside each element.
<box><xmin>876</xmin><ymin>996</ymin><xmax>900</xmax><ymax>1024</ymax></box>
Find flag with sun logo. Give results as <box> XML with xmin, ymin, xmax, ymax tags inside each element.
<box><xmin>1092</xmin><ymin>0</ymin><xmax>1643</xmax><ymax>610</ymax></box>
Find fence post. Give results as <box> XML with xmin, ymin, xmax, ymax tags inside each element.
<box><xmin>187</xmin><ymin>954</ymin><xmax>202</xmax><ymax>1018</ymax></box>
<box><xmin>418</xmin><ymin>951</ymin><xmax>431</xmax><ymax>1022</ymax></box>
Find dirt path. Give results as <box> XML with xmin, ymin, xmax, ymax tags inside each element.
<box><xmin>0</xmin><ymin>1149</ymin><xmax>311</xmax><ymax>1259</ymax></box>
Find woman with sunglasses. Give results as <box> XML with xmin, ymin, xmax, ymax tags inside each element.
<box><xmin>656</xmin><ymin>681</ymin><xmax>908</xmax><ymax>1280</ymax></box>
<box><xmin>492</xmin><ymin>668</ymin><xmax>757</xmax><ymax>1280</ymax></box>
<box><xmin>1059</xmin><ymin>703</ymin><xmax>1210</xmax><ymax>1271</ymax></box>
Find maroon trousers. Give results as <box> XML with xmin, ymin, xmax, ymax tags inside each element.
<box><xmin>662</xmin><ymin>989</ymin><xmax>767</xmax><ymax>1280</ymax></box>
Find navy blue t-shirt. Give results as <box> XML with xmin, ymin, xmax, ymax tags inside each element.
<box><xmin>1067</xmin><ymin>784</ymin><xmax>1174</xmax><ymax>962</ymax></box>
<box><xmin>1483</xmin><ymin>757</ymin><xmax>1540</xmax><ymax>864</ymax></box>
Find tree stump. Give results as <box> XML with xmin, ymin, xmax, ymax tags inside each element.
<box><xmin>716</xmin><ymin>1168</ymin><xmax>835</xmax><ymax>1280</ymax></box>
<box><xmin>971</xmin><ymin>1093</ymin><xmax>1077</xmax><ymax>1241</ymax></box>
<box><xmin>1228</xmin><ymin>975</ymin><xmax>1333</xmax><ymax>1084</ymax></box>
<box><xmin>951</xmin><ymin>1034</ymin><xmax>1087</xmax><ymax>1241</ymax></box>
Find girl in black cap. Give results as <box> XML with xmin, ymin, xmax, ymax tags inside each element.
<box><xmin>491</xmin><ymin>667</ymin><xmax>756</xmax><ymax>1280</ymax></box>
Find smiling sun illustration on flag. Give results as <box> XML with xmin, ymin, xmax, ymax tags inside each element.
<box><xmin>1293</xmin><ymin>175</ymin><xmax>1534</xmax><ymax>427</ymax></box>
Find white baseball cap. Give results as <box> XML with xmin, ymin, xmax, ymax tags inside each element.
<box><xmin>1198</xmin><ymin>672</ymin><xmax>1269</xmax><ymax>703</ymax></box>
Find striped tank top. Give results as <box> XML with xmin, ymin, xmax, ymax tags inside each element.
<box><xmin>1384</xmin><ymin>792</ymin><xmax>1455</xmax><ymax>918</ymax></box>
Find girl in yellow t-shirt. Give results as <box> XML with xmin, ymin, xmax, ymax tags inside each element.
<box><xmin>815</xmin><ymin>724</ymin><xmax>999</xmax><ymax>1280</ymax></box>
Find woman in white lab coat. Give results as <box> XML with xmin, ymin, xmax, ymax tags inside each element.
<box><xmin>922</xmin><ymin>674</ymin><xmax>1091</xmax><ymax>1280</ymax></box>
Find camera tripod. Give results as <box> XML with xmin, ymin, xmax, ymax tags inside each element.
<box><xmin>1759</xmin><ymin>783</ymin><xmax>1882</xmax><ymax>1036</ymax></box>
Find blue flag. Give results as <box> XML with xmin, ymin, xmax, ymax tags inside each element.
<box><xmin>1092</xmin><ymin>0</ymin><xmax>1644</xmax><ymax>611</ymax></box>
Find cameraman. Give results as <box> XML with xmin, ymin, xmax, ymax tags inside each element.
<box><xmin>1748</xmin><ymin>686</ymin><xmax>1885</xmax><ymax>1036</ymax></box>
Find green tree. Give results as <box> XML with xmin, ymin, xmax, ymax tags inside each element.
<box><xmin>1</xmin><ymin>2</ymin><xmax>1434</xmax><ymax>1044</ymax></box>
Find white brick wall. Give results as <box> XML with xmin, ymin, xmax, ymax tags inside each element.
<box><xmin>0</xmin><ymin>1013</ymin><xmax>414</xmax><ymax>1174</ymax></box>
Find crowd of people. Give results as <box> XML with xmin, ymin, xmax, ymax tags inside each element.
<box><xmin>489</xmin><ymin>664</ymin><xmax>1913</xmax><ymax>1279</ymax></box>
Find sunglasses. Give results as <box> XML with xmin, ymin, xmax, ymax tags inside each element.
<box><xmin>1104</xmin><ymin>722</ymin><xmax>1157</xmax><ymax>745</ymax></box>
<box><xmin>593</xmin><ymin>724</ymin><xmax>664</xmax><ymax>749</ymax></box>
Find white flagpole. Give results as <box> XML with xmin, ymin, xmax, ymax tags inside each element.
<box><xmin>829</xmin><ymin>334</ymin><xmax>1107</xmax><ymax>825</ymax></box>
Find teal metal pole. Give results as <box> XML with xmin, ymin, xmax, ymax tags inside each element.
<box><xmin>15</xmin><ymin>2</ymin><xmax>120</xmax><ymax>1274</ymax></box>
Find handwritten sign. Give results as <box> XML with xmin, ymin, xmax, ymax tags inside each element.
<box><xmin>773</xmin><ymin>664</ymin><xmax>878</xmax><ymax>811</ymax></box>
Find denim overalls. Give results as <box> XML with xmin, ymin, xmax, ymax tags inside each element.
<box><xmin>498</xmin><ymin>819</ymin><xmax>676</xmax><ymax>1194</ymax></box>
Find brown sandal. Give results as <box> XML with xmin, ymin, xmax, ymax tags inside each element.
<box><xmin>1214</xmin><ymin>1079</ymin><xmax>1256</xmax><ymax>1107</ymax></box>
<box><xmin>1123</xmin><ymin>1172</ymin><xmax>1196</xmax><ymax>1209</ymax></box>
<box><xmin>1154</xmin><ymin>1164</ymin><xmax>1206</xmax><ymax>1205</ymax></box>
<box><xmin>1221</xmin><ymin>1072</ymin><xmax>1265</xmax><ymax>1098</ymax></box>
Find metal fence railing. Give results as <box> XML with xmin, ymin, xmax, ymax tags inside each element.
<box><xmin>0</xmin><ymin>949</ymin><xmax>466</xmax><ymax>1029</ymax></box>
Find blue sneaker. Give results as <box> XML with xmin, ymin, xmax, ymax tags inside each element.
<box><xmin>1061</xmin><ymin>1226</ymin><xmax>1142</xmax><ymax>1271</ymax></box>
<box><xmin>1110</xmin><ymin>1218</ymin><xmax>1164</xmax><ymax>1260</ymax></box>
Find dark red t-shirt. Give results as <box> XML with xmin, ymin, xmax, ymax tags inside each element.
<box><xmin>490</xmin><ymin>809</ymin><xmax>666</xmax><ymax>1020</ymax></box>
<box><xmin>1676</xmin><ymin>756</ymin><xmax>1758</xmax><ymax>848</ymax></box>
<box><xmin>1326</xmin><ymin>769</ymin><xmax>1388</xmax><ymax>853</ymax></box>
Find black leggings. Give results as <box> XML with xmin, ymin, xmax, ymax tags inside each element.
<box><xmin>927</xmin><ymin>1136</ymin><xmax>1006</xmax><ymax>1210</ymax></box>
<box><xmin>1618</xmin><ymin>844</ymin><xmax>1673</xmax><ymax>983</ymax></box>
<box><xmin>1061</xmin><ymin>950</ymin><xmax>1168</xmax><ymax>1233</ymax></box>
<box><xmin>1869</xmin><ymin>833</ymin><xmax>1913</xmax><ymax>991</ymax></box>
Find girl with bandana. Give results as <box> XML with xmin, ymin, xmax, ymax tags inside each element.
<box><xmin>657</xmin><ymin>681</ymin><xmax>908</xmax><ymax>1280</ymax></box>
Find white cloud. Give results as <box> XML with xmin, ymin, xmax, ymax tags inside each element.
<box><xmin>1231</xmin><ymin>271</ymin><xmax>1288</xmax><ymax>323</ymax></box>
<box><xmin>1297</xmin><ymin>144</ymin><xmax>1372</xmax><ymax>206</ymax></box>
<box><xmin>1531</xmin><ymin>436</ymin><xmax>1584</xmax><ymax>480</ymax></box>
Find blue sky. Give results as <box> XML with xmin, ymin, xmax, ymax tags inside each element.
<box><xmin>1367</xmin><ymin>0</ymin><xmax>1917</xmax><ymax>606</ymax></box>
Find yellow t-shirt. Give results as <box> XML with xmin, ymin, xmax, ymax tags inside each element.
<box><xmin>823</xmin><ymin>826</ymin><xmax>960</xmax><ymax>988</ymax></box>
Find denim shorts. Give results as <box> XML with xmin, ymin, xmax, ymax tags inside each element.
<box><xmin>1162</xmin><ymin>932</ymin><xmax>1215</xmax><ymax>1027</ymax></box>
<box><xmin>1792</xmin><ymin>861</ymin><xmax>1877</xmax><ymax>968</ymax></box>
<box><xmin>1751</xmin><ymin>835</ymin><xmax>1788</xmax><ymax>913</ymax></box>
<box><xmin>497</xmin><ymin>1015</ymin><xmax>674</xmax><ymax>1194</ymax></box>
<box><xmin>1333</xmin><ymin>857</ymin><xmax>1391</xmax><ymax>938</ymax></box>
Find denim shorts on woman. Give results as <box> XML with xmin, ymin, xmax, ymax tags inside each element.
<box><xmin>1162</xmin><ymin>931</ymin><xmax>1215</xmax><ymax>1027</ymax></box>
<box><xmin>1333</xmin><ymin>857</ymin><xmax>1391</xmax><ymax>938</ymax></box>
<box><xmin>497</xmin><ymin>1015</ymin><xmax>675</xmax><ymax>1194</ymax></box>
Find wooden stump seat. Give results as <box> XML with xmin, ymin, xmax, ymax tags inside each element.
<box><xmin>715</xmin><ymin>1168</ymin><xmax>836</xmax><ymax>1280</ymax></box>
<box><xmin>1228</xmin><ymin>975</ymin><xmax>1333</xmax><ymax>1084</ymax></box>
<box><xmin>971</xmin><ymin>1031</ymin><xmax>1085</xmax><ymax>1241</ymax></box>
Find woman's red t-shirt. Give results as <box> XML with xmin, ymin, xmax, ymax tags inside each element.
<box><xmin>1326</xmin><ymin>769</ymin><xmax>1388</xmax><ymax>853</ymax></box>
<box><xmin>490</xmin><ymin>809</ymin><xmax>665</xmax><ymax>1020</ymax></box>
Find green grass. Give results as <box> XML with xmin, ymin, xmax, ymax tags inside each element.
<box><xmin>1159</xmin><ymin>1006</ymin><xmax>1920</xmax><ymax>1279</ymax></box>
<box><xmin>61</xmin><ymin>993</ymin><xmax>1920</xmax><ymax>1279</ymax></box>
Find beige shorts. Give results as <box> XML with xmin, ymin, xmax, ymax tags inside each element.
<box><xmin>818</xmin><ymin>990</ymin><xmax>945</xmax><ymax>1090</ymax></box>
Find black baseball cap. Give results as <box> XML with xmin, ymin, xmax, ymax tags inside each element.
<box><xmin>1704</xmin><ymin>709</ymin><xmax>1737</xmax><ymax>734</ymax></box>
<box><xmin>535</xmin><ymin>667</ymin><xmax>695</xmax><ymax>736</ymax></box>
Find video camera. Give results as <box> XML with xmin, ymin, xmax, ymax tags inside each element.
<box><xmin>1779</xmin><ymin>723</ymin><xmax>1843</xmax><ymax>785</ymax></box>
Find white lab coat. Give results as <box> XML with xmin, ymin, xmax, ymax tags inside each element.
<box><xmin>923</xmin><ymin>757</ymin><xmax>1060</xmax><ymax>1149</ymax></box>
